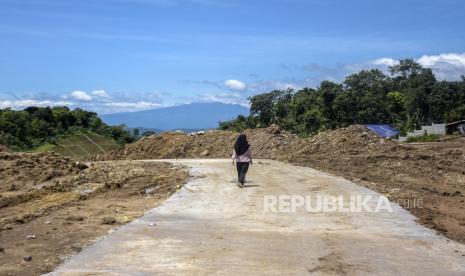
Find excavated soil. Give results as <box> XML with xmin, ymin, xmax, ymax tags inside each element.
<box><xmin>290</xmin><ymin>127</ymin><xmax>465</xmax><ymax>244</ymax></box>
<box><xmin>100</xmin><ymin>125</ymin><xmax>465</xmax><ymax>243</ymax></box>
<box><xmin>97</xmin><ymin>125</ymin><xmax>306</xmax><ymax>160</ymax></box>
<box><xmin>0</xmin><ymin>155</ymin><xmax>188</xmax><ymax>275</ymax></box>
<box><xmin>0</xmin><ymin>151</ymin><xmax>81</xmax><ymax>197</ymax></box>
<box><xmin>0</xmin><ymin>145</ymin><xmax>10</xmax><ymax>152</ymax></box>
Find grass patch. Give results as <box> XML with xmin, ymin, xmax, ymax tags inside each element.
<box><xmin>28</xmin><ymin>143</ymin><xmax>56</xmax><ymax>153</ymax></box>
<box><xmin>406</xmin><ymin>134</ymin><xmax>441</xmax><ymax>143</ymax></box>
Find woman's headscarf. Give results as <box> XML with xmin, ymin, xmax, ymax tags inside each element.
<box><xmin>234</xmin><ymin>134</ymin><xmax>250</xmax><ymax>155</ymax></box>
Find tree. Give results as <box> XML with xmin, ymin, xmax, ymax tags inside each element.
<box><xmin>220</xmin><ymin>58</ymin><xmax>463</xmax><ymax>136</ymax></box>
<box><xmin>389</xmin><ymin>59</ymin><xmax>423</xmax><ymax>79</ymax></box>
<box><xmin>133</xmin><ymin>128</ymin><xmax>140</xmax><ymax>137</ymax></box>
<box><xmin>0</xmin><ymin>106</ymin><xmax>134</xmax><ymax>149</ymax></box>
<box><xmin>319</xmin><ymin>81</ymin><xmax>342</xmax><ymax>129</ymax></box>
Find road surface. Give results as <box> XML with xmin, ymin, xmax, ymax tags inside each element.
<box><xmin>51</xmin><ymin>159</ymin><xmax>465</xmax><ymax>275</ymax></box>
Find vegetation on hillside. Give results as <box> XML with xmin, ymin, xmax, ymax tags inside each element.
<box><xmin>0</xmin><ymin>106</ymin><xmax>134</xmax><ymax>150</ymax></box>
<box><xmin>29</xmin><ymin>131</ymin><xmax>121</xmax><ymax>158</ymax></box>
<box><xmin>220</xmin><ymin>59</ymin><xmax>465</xmax><ymax>136</ymax></box>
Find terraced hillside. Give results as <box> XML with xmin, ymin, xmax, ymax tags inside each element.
<box><xmin>31</xmin><ymin>132</ymin><xmax>120</xmax><ymax>158</ymax></box>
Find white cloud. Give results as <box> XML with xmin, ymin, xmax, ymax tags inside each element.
<box><xmin>274</xmin><ymin>82</ymin><xmax>299</xmax><ymax>90</ymax></box>
<box><xmin>367</xmin><ymin>53</ymin><xmax>465</xmax><ymax>80</ymax></box>
<box><xmin>371</xmin><ymin>58</ymin><xmax>399</xmax><ymax>67</ymax></box>
<box><xmin>103</xmin><ymin>101</ymin><xmax>162</xmax><ymax>112</ymax></box>
<box><xmin>70</xmin><ymin>90</ymin><xmax>93</xmax><ymax>101</ymax></box>
<box><xmin>417</xmin><ymin>53</ymin><xmax>465</xmax><ymax>67</ymax></box>
<box><xmin>417</xmin><ymin>53</ymin><xmax>465</xmax><ymax>80</ymax></box>
<box><xmin>246</xmin><ymin>80</ymin><xmax>303</xmax><ymax>92</ymax></box>
<box><xmin>224</xmin><ymin>79</ymin><xmax>246</xmax><ymax>90</ymax></box>
<box><xmin>307</xmin><ymin>53</ymin><xmax>465</xmax><ymax>82</ymax></box>
<box><xmin>0</xmin><ymin>100</ymin><xmax>73</xmax><ymax>109</ymax></box>
<box><xmin>3</xmin><ymin>52</ymin><xmax>464</xmax><ymax>115</ymax></box>
<box><xmin>92</xmin><ymin>90</ymin><xmax>110</xmax><ymax>98</ymax></box>
<box><xmin>0</xmin><ymin>90</ymin><xmax>169</xmax><ymax>114</ymax></box>
<box><xmin>199</xmin><ymin>92</ymin><xmax>248</xmax><ymax>106</ymax></box>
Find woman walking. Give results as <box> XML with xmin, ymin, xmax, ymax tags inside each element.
<box><xmin>232</xmin><ymin>134</ymin><xmax>252</xmax><ymax>188</ymax></box>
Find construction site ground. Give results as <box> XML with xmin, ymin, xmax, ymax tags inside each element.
<box><xmin>99</xmin><ymin>125</ymin><xmax>465</xmax><ymax>244</ymax></box>
<box><xmin>0</xmin><ymin>149</ymin><xmax>188</xmax><ymax>275</ymax></box>
<box><xmin>1</xmin><ymin>125</ymin><xmax>465</xmax><ymax>275</ymax></box>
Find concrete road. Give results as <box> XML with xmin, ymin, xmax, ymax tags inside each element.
<box><xmin>51</xmin><ymin>159</ymin><xmax>465</xmax><ymax>275</ymax></box>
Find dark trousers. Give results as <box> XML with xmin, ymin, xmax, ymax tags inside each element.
<box><xmin>236</xmin><ymin>162</ymin><xmax>249</xmax><ymax>184</ymax></box>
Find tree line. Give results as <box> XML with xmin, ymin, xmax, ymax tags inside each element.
<box><xmin>220</xmin><ymin>59</ymin><xmax>465</xmax><ymax>136</ymax></box>
<box><xmin>0</xmin><ymin>106</ymin><xmax>134</xmax><ymax>150</ymax></box>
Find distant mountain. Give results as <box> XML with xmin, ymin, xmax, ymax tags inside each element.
<box><xmin>100</xmin><ymin>102</ymin><xmax>249</xmax><ymax>130</ymax></box>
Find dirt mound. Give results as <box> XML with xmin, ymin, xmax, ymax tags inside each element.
<box><xmin>98</xmin><ymin>125</ymin><xmax>306</xmax><ymax>161</ymax></box>
<box><xmin>99</xmin><ymin>125</ymin><xmax>392</xmax><ymax>164</ymax></box>
<box><xmin>0</xmin><ymin>145</ymin><xmax>9</xmax><ymax>152</ymax></box>
<box><xmin>297</xmin><ymin>125</ymin><xmax>393</xmax><ymax>156</ymax></box>
<box><xmin>99</xmin><ymin>125</ymin><xmax>388</xmax><ymax>161</ymax></box>
<box><xmin>0</xmin><ymin>151</ymin><xmax>81</xmax><ymax>194</ymax></box>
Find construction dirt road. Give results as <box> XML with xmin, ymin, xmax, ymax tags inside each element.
<box><xmin>51</xmin><ymin>159</ymin><xmax>465</xmax><ymax>275</ymax></box>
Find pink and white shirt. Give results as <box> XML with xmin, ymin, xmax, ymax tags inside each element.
<box><xmin>231</xmin><ymin>147</ymin><xmax>252</xmax><ymax>162</ymax></box>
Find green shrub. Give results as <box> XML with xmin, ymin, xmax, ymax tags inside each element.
<box><xmin>406</xmin><ymin>134</ymin><xmax>441</xmax><ymax>143</ymax></box>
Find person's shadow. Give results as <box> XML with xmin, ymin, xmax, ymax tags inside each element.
<box><xmin>230</xmin><ymin>179</ymin><xmax>260</xmax><ymax>188</ymax></box>
<box><xmin>243</xmin><ymin>184</ymin><xmax>260</xmax><ymax>188</ymax></box>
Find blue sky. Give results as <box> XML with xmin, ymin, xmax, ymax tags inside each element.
<box><xmin>1</xmin><ymin>0</ymin><xmax>465</xmax><ymax>114</ymax></box>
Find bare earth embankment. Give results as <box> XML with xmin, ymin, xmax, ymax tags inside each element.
<box><xmin>98</xmin><ymin>125</ymin><xmax>465</xmax><ymax>243</ymax></box>
<box><xmin>0</xmin><ymin>147</ymin><xmax>188</xmax><ymax>275</ymax></box>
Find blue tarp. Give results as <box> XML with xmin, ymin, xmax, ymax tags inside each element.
<box><xmin>364</xmin><ymin>124</ymin><xmax>399</xmax><ymax>138</ymax></box>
